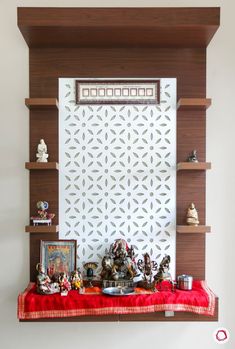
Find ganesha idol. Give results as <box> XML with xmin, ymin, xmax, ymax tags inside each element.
<box><xmin>100</xmin><ymin>239</ymin><xmax>139</xmax><ymax>287</ymax></box>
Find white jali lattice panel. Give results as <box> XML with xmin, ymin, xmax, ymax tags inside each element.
<box><xmin>59</xmin><ymin>78</ymin><xmax>176</xmax><ymax>277</ymax></box>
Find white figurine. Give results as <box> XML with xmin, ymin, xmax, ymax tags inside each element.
<box><xmin>186</xmin><ymin>203</ymin><xmax>199</xmax><ymax>226</ymax></box>
<box><xmin>36</xmin><ymin>139</ymin><xmax>49</xmax><ymax>162</ymax></box>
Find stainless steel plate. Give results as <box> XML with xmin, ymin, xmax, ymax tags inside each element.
<box><xmin>102</xmin><ymin>286</ymin><xmax>135</xmax><ymax>296</ymax></box>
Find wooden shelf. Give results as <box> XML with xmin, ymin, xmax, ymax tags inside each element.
<box><xmin>177</xmin><ymin>162</ymin><xmax>211</xmax><ymax>171</ymax></box>
<box><xmin>177</xmin><ymin>225</ymin><xmax>211</xmax><ymax>233</ymax></box>
<box><xmin>25</xmin><ymin>162</ymin><xmax>59</xmax><ymax>170</ymax></box>
<box><xmin>25</xmin><ymin>98</ymin><xmax>59</xmax><ymax>110</ymax></box>
<box><xmin>25</xmin><ymin>225</ymin><xmax>59</xmax><ymax>233</ymax></box>
<box><xmin>177</xmin><ymin>98</ymin><xmax>211</xmax><ymax>110</ymax></box>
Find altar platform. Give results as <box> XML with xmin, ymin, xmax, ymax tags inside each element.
<box><xmin>18</xmin><ymin>280</ymin><xmax>217</xmax><ymax>321</ymax></box>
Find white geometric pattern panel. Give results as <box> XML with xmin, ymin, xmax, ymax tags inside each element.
<box><xmin>59</xmin><ymin>78</ymin><xmax>176</xmax><ymax>277</ymax></box>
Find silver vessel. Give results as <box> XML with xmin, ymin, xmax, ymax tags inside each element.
<box><xmin>177</xmin><ymin>274</ymin><xmax>193</xmax><ymax>290</ymax></box>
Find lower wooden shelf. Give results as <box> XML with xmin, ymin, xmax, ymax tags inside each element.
<box><xmin>25</xmin><ymin>225</ymin><xmax>59</xmax><ymax>233</ymax></box>
<box><xmin>177</xmin><ymin>225</ymin><xmax>211</xmax><ymax>233</ymax></box>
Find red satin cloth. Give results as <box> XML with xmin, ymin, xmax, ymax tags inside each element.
<box><xmin>18</xmin><ymin>280</ymin><xmax>215</xmax><ymax>320</ymax></box>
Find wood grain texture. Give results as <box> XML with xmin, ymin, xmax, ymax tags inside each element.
<box><xmin>25</xmin><ymin>225</ymin><xmax>59</xmax><ymax>233</ymax></box>
<box><xmin>17</xmin><ymin>7</ymin><xmax>220</xmax><ymax>48</ymax></box>
<box><xmin>177</xmin><ymin>98</ymin><xmax>211</xmax><ymax>110</ymax></box>
<box><xmin>30</xmin><ymin>171</ymin><xmax>58</xmax><ymax>224</ymax></box>
<box><xmin>25</xmin><ymin>162</ymin><xmax>59</xmax><ymax>170</ymax></box>
<box><xmin>177</xmin><ymin>225</ymin><xmax>211</xmax><ymax>233</ymax></box>
<box><xmin>25</xmin><ymin>98</ymin><xmax>58</xmax><ymax>109</ymax></box>
<box><xmin>30</xmin><ymin>110</ymin><xmax>58</xmax><ymax>162</ymax></box>
<box><xmin>177</xmin><ymin>162</ymin><xmax>211</xmax><ymax>170</ymax></box>
<box><xmin>29</xmin><ymin>47</ymin><xmax>206</xmax><ymax>98</ymax></box>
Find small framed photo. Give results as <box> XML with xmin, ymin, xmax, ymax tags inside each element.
<box><xmin>40</xmin><ymin>240</ymin><xmax>77</xmax><ymax>277</ymax></box>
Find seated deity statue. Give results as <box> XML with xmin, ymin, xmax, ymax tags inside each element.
<box><xmin>187</xmin><ymin>150</ymin><xmax>198</xmax><ymax>163</ymax></box>
<box><xmin>36</xmin><ymin>263</ymin><xmax>59</xmax><ymax>295</ymax></box>
<box><xmin>36</xmin><ymin>139</ymin><xmax>49</xmax><ymax>162</ymax></box>
<box><xmin>186</xmin><ymin>202</ymin><xmax>199</xmax><ymax>226</ymax></box>
<box><xmin>101</xmin><ymin>239</ymin><xmax>137</xmax><ymax>281</ymax></box>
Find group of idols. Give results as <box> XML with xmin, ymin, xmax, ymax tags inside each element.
<box><xmin>36</xmin><ymin>238</ymin><xmax>175</xmax><ymax>296</ymax></box>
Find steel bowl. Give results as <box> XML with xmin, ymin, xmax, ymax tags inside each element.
<box><xmin>177</xmin><ymin>274</ymin><xmax>193</xmax><ymax>290</ymax></box>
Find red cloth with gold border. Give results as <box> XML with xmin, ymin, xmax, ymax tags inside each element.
<box><xmin>18</xmin><ymin>280</ymin><xmax>215</xmax><ymax>320</ymax></box>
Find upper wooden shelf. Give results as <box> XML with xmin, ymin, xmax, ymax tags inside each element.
<box><xmin>177</xmin><ymin>98</ymin><xmax>211</xmax><ymax>110</ymax></box>
<box><xmin>17</xmin><ymin>7</ymin><xmax>220</xmax><ymax>48</ymax></box>
<box><xmin>25</xmin><ymin>225</ymin><xmax>59</xmax><ymax>233</ymax></box>
<box><xmin>177</xmin><ymin>225</ymin><xmax>211</xmax><ymax>234</ymax></box>
<box><xmin>25</xmin><ymin>98</ymin><xmax>59</xmax><ymax>109</ymax></box>
<box><xmin>25</xmin><ymin>162</ymin><xmax>59</xmax><ymax>170</ymax></box>
<box><xmin>177</xmin><ymin>162</ymin><xmax>211</xmax><ymax>171</ymax></box>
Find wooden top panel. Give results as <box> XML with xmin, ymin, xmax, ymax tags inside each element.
<box><xmin>17</xmin><ymin>7</ymin><xmax>220</xmax><ymax>48</ymax></box>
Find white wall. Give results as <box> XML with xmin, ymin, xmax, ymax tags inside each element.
<box><xmin>0</xmin><ymin>1</ymin><xmax>234</xmax><ymax>348</ymax></box>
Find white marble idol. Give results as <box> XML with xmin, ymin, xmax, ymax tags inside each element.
<box><xmin>36</xmin><ymin>139</ymin><xmax>49</xmax><ymax>162</ymax></box>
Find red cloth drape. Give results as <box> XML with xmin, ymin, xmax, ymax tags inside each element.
<box><xmin>18</xmin><ymin>280</ymin><xmax>215</xmax><ymax>320</ymax></box>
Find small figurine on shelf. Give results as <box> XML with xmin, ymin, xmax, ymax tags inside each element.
<box><xmin>187</xmin><ymin>150</ymin><xmax>198</xmax><ymax>163</ymax></box>
<box><xmin>30</xmin><ymin>201</ymin><xmax>55</xmax><ymax>226</ymax></box>
<box><xmin>36</xmin><ymin>263</ymin><xmax>60</xmax><ymax>295</ymax></box>
<box><xmin>186</xmin><ymin>202</ymin><xmax>200</xmax><ymax>226</ymax></box>
<box><xmin>71</xmin><ymin>269</ymin><xmax>83</xmax><ymax>290</ymax></box>
<box><xmin>36</xmin><ymin>139</ymin><xmax>49</xmax><ymax>162</ymax></box>
<box><xmin>59</xmin><ymin>272</ymin><xmax>71</xmax><ymax>296</ymax></box>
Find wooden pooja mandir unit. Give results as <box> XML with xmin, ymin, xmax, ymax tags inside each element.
<box><xmin>18</xmin><ymin>7</ymin><xmax>220</xmax><ymax>321</ymax></box>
